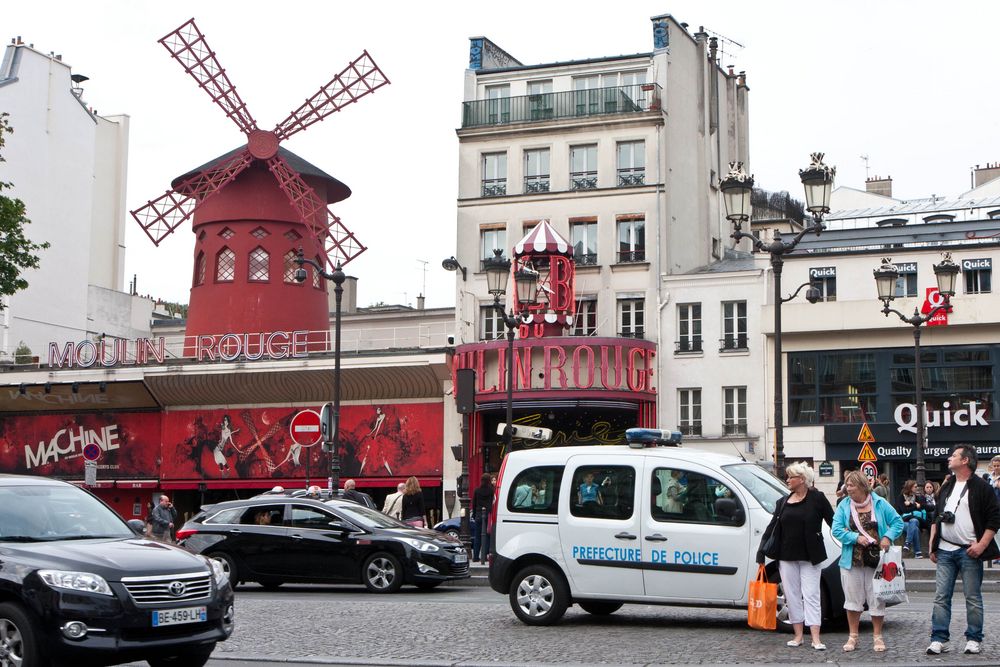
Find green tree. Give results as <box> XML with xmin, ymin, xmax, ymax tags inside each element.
<box><xmin>0</xmin><ymin>112</ymin><xmax>49</xmax><ymax>308</ymax></box>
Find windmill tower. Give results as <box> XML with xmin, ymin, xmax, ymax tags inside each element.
<box><xmin>131</xmin><ymin>19</ymin><xmax>388</xmax><ymax>351</ymax></box>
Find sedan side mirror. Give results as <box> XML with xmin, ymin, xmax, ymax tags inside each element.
<box><xmin>126</xmin><ymin>519</ymin><xmax>146</xmax><ymax>536</ymax></box>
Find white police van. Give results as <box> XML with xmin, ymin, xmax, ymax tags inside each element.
<box><xmin>488</xmin><ymin>429</ymin><xmax>845</xmax><ymax>625</ymax></box>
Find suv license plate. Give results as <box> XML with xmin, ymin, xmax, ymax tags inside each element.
<box><xmin>152</xmin><ymin>606</ymin><xmax>207</xmax><ymax>627</ymax></box>
<box><xmin>455</xmin><ymin>553</ymin><xmax>468</xmax><ymax>564</ymax></box>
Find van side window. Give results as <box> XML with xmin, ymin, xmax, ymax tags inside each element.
<box><xmin>651</xmin><ymin>468</ymin><xmax>744</xmax><ymax>526</ymax></box>
<box><xmin>570</xmin><ymin>466</ymin><xmax>635</xmax><ymax>520</ymax></box>
<box><xmin>506</xmin><ymin>466</ymin><xmax>563</xmax><ymax>514</ymax></box>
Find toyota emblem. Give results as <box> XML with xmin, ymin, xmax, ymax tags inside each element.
<box><xmin>168</xmin><ymin>581</ymin><xmax>187</xmax><ymax>597</ymax></box>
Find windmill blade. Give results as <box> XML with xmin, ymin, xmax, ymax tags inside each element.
<box><xmin>274</xmin><ymin>51</ymin><xmax>389</xmax><ymax>141</ymax></box>
<box><xmin>159</xmin><ymin>18</ymin><xmax>259</xmax><ymax>135</ymax></box>
<box><xmin>323</xmin><ymin>211</ymin><xmax>367</xmax><ymax>268</ymax></box>
<box><xmin>130</xmin><ymin>150</ymin><xmax>254</xmax><ymax>245</ymax></box>
<box><xmin>266</xmin><ymin>153</ymin><xmax>331</xmax><ymax>253</ymax></box>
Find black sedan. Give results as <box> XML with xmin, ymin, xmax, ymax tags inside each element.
<box><xmin>178</xmin><ymin>497</ymin><xmax>469</xmax><ymax>592</ymax></box>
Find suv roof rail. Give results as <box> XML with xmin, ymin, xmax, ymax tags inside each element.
<box><xmin>625</xmin><ymin>428</ymin><xmax>683</xmax><ymax>448</ymax></box>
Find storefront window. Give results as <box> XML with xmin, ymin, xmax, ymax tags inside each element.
<box><xmin>789</xmin><ymin>351</ymin><xmax>877</xmax><ymax>424</ymax></box>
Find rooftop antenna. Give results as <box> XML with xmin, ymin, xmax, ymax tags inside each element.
<box><xmin>417</xmin><ymin>259</ymin><xmax>428</xmax><ymax>299</ymax></box>
<box><xmin>861</xmin><ymin>154</ymin><xmax>871</xmax><ymax>180</ymax></box>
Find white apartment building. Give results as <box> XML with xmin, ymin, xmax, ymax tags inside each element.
<box><xmin>0</xmin><ymin>38</ymin><xmax>150</xmax><ymax>362</ymax></box>
<box><xmin>450</xmin><ymin>14</ymin><xmax>749</xmax><ymax>476</ymax></box>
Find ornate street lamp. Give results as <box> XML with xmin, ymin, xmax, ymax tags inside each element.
<box><xmin>483</xmin><ymin>249</ymin><xmax>538</xmax><ymax>449</ymax></box>
<box><xmin>295</xmin><ymin>248</ymin><xmax>347</xmax><ymax>494</ymax></box>
<box><xmin>873</xmin><ymin>253</ymin><xmax>960</xmax><ymax>486</ymax></box>
<box><xmin>720</xmin><ymin>154</ymin><xmax>836</xmax><ymax>478</ymax></box>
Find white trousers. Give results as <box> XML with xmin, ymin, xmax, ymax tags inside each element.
<box><xmin>779</xmin><ymin>559</ymin><xmax>823</xmax><ymax>627</ymax></box>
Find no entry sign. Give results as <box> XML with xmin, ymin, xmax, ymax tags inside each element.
<box><xmin>289</xmin><ymin>409</ymin><xmax>323</xmax><ymax>447</ymax></box>
<box><xmin>83</xmin><ymin>443</ymin><xmax>102</xmax><ymax>462</ymax></box>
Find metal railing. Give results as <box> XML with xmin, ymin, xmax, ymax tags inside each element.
<box><xmin>481</xmin><ymin>179</ymin><xmax>506</xmax><ymax>197</ymax></box>
<box><xmin>524</xmin><ymin>176</ymin><xmax>550</xmax><ymax>193</ymax></box>
<box><xmin>575</xmin><ymin>253</ymin><xmax>598</xmax><ymax>266</ymax></box>
<box><xmin>675</xmin><ymin>339</ymin><xmax>703</xmax><ymax>353</ymax></box>
<box><xmin>719</xmin><ymin>336</ymin><xmax>748</xmax><ymax>351</ymax></box>
<box><xmin>679</xmin><ymin>424</ymin><xmax>702</xmax><ymax>436</ymax></box>
<box><xmin>462</xmin><ymin>84</ymin><xmax>662</xmax><ymax>128</ymax></box>
<box><xmin>570</xmin><ymin>171</ymin><xmax>598</xmax><ymax>190</ymax></box>
<box><xmin>723</xmin><ymin>423</ymin><xmax>748</xmax><ymax>436</ymax></box>
<box><xmin>618</xmin><ymin>330</ymin><xmax>645</xmax><ymax>339</ymax></box>
<box><xmin>617</xmin><ymin>168</ymin><xmax>646</xmax><ymax>187</ymax></box>
<box><xmin>617</xmin><ymin>249</ymin><xmax>646</xmax><ymax>263</ymax></box>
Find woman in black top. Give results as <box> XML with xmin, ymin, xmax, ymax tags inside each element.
<box><xmin>471</xmin><ymin>473</ymin><xmax>494</xmax><ymax>564</ymax></box>
<box><xmin>400</xmin><ymin>476</ymin><xmax>427</xmax><ymax>528</ymax></box>
<box><xmin>757</xmin><ymin>462</ymin><xmax>834</xmax><ymax>650</ymax></box>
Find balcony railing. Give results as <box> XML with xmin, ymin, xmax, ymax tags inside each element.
<box><xmin>675</xmin><ymin>339</ymin><xmax>703</xmax><ymax>353</ymax></box>
<box><xmin>524</xmin><ymin>175</ymin><xmax>550</xmax><ymax>193</ymax></box>
<box><xmin>723</xmin><ymin>423</ymin><xmax>748</xmax><ymax>436</ymax></box>
<box><xmin>679</xmin><ymin>424</ymin><xmax>702</xmax><ymax>437</ymax></box>
<box><xmin>618</xmin><ymin>330</ymin><xmax>645</xmax><ymax>339</ymax></box>
<box><xmin>617</xmin><ymin>168</ymin><xmax>646</xmax><ymax>187</ymax></box>
<box><xmin>575</xmin><ymin>253</ymin><xmax>598</xmax><ymax>266</ymax></box>
<box><xmin>481</xmin><ymin>179</ymin><xmax>507</xmax><ymax>197</ymax></box>
<box><xmin>719</xmin><ymin>336</ymin><xmax>748</xmax><ymax>351</ymax></box>
<box><xmin>479</xmin><ymin>255</ymin><xmax>508</xmax><ymax>271</ymax></box>
<box><xmin>617</xmin><ymin>249</ymin><xmax>646</xmax><ymax>263</ymax></box>
<box><xmin>570</xmin><ymin>171</ymin><xmax>598</xmax><ymax>190</ymax></box>
<box><xmin>462</xmin><ymin>84</ymin><xmax>662</xmax><ymax>128</ymax></box>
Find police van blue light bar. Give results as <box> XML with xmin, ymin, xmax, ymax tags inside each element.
<box><xmin>625</xmin><ymin>428</ymin><xmax>683</xmax><ymax>448</ymax></box>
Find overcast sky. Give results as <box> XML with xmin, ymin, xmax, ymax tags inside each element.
<box><xmin>6</xmin><ymin>1</ymin><xmax>999</xmax><ymax>309</ymax></box>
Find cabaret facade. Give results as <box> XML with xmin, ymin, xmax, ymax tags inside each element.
<box><xmin>450</xmin><ymin>15</ymin><xmax>749</xmax><ymax>477</ymax></box>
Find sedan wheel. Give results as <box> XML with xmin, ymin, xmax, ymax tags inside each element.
<box><xmin>509</xmin><ymin>564</ymin><xmax>568</xmax><ymax>626</ymax></box>
<box><xmin>363</xmin><ymin>553</ymin><xmax>403</xmax><ymax>593</ymax></box>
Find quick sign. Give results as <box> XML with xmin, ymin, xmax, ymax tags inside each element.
<box><xmin>809</xmin><ymin>267</ymin><xmax>836</xmax><ymax>279</ymax></box>
<box><xmin>894</xmin><ymin>401</ymin><xmax>988</xmax><ymax>434</ymax></box>
<box><xmin>895</xmin><ymin>262</ymin><xmax>917</xmax><ymax>273</ymax></box>
<box><xmin>962</xmin><ymin>258</ymin><xmax>991</xmax><ymax>271</ymax></box>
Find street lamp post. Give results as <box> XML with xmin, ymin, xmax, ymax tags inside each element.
<box><xmin>482</xmin><ymin>249</ymin><xmax>538</xmax><ymax>450</ymax></box>
<box><xmin>719</xmin><ymin>154</ymin><xmax>836</xmax><ymax>478</ymax></box>
<box><xmin>295</xmin><ymin>248</ymin><xmax>347</xmax><ymax>494</ymax></box>
<box><xmin>873</xmin><ymin>254</ymin><xmax>961</xmax><ymax>486</ymax></box>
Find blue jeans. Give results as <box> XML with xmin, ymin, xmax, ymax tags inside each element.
<box><xmin>931</xmin><ymin>547</ymin><xmax>984</xmax><ymax>643</ymax></box>
<box><xmin>472</xmin><ymin>512</ymin><xmax>489</xmax><ymax>562</ymax></box>
<box><xmin>904</xmin><ymin>518</ymin><xmax>922</xmax><ymax>554</ymax></box>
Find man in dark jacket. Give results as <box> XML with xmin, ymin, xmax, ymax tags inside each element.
<box><xmin>927</xmin><ymin>445</ymin><xmax>1000</xmax><ymax>656</ymax></box>
<box><xmin>471</xmin><ymin>473</ymin><xmax>494</xmax><ymax>564</ymax></box>
<box><xmin>150</xmin><ymin>495</ymin><xmax>177</xmax><ymax>543</ymax></box>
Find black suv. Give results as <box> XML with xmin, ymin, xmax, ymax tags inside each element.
<box><xmin>0</xmin><ymin>475</ymin><xmax>234</xmax><ymax>667</ymax></box>
<box><xmin>178</xmin><ymin>497</ymin><xmax>469</xmax><ymax>592</ymax></box>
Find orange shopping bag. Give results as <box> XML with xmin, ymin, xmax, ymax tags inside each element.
<box><xmin>747</xmin><ymin>564</ymin><xmax>777</xmax><ymax>631</ymax></box>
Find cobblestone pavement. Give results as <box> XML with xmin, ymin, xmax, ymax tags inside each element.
<box><xmin>177</xmin><ymin>586</ymin><xmax>1000</xmax><ymax>666</ymax></box>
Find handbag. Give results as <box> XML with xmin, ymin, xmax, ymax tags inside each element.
<box><xmin>849</xmin><ymin>499</ymin><xmax>882</xmax><ymax>568</ymax></box>
<box><xmin>760</xmin><ymin>498</ymin><xmax>786</xmax><ymax>559</ymax></box>
<box><xmin>747</xmin><ymin>565</ymin><xmax>777</xmax><ymax>631</ymax></box>
<box><xmin>873</xmin><ymin>546</ymin><xmax>908</xmax><ymax>604</ymax></box>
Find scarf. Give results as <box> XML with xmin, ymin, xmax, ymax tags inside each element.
<box><xmin>849</xmin><ymin>495</ymin><xmax>878</xmax><ymax>542</ymax></box>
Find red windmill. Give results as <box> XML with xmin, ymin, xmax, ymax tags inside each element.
<box><xmin>131</xmin><ymin>18</ymin><xmax>389</xmax><ymax>349</ymax></box>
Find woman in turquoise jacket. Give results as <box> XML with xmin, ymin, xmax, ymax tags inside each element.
<box><xmin>831</xmin><ymin>470</ymin><xmax>904</xmax><ymax>653</ymax></box>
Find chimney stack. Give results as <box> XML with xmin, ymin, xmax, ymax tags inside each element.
<box><xmin>972</xmin><ymin>162</ymin><xmax>1000</xmax><ymax>188</ymax></box>
<box><xmin>416</xmin><ymin>294</ymin><xmax>425</xmax><ymax>311</ymax></box>
<box><xmin>866</xmin><ymin>175</ymin><xmax>893</xmax><ymax>198</ymax></box>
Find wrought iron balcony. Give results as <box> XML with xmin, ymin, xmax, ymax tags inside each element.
<box><xmin>570</xmin><ymin>171</ymin><xmax>598</xmax><ymax>190</ymax></box>
<box><xmin>618</xmin><ymin>330</ymin><xmax>645</xmax><ymax>339</ymax></box>
<box><xmin>617</xmin><ymin>169</ymin><xmax>646</xmax><ymax>187</ymax></box>
<box><xmin>675</xmin><ymin>339</ymin><xmax>703</xmax><ymax>354</ymax></box>
<box><xmin>479</xmin><ymin>255</ymin><xmax>508</xmax><ymax>271</ymax></box>
<box><xmin>723</xmin><ymin>423</ymin><xmax>748</xmax><ymax>436</ymax></box>
<box><xmin>462</xmin><ymin>84</ymin><xmax>662</xmax><ymax>128</ymax></box>
<box><xmin>616</xmin><ymin>249</ymin><xmax>646</xmax><ymax>263</ymax></box>
<box><xmin>524</xmin><ymin>176</ymin><xmax>550</xmax><ymax>193</ymax></box>
<box><xmin>719</xmin><ymin>336</ymin><xmax>748</xmax><ymax>351</ymax></box>
<box><xmin>679</xmin><ymin>424</ymin><xmax>702</xmax><ymax>436</ymax></box>
<box><xmin>481</xmin><ymin>179</ymin><xmax>507</xmax><ymax>197</ymax></box>
<box><xmin>575</xmin><ymin>253</ymin><xmax>598</xmax><ymax>266</ymax></box>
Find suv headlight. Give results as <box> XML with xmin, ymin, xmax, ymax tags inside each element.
<box><xmin>204</xmin><ymin>556</ymin><xmax>229</xmax><ymax>585</ymax></box>
<box><xmin>399</xmin><ymin>537</ymin><xmax>440</xmax><ymax>553</ymax></box>
<box><xmin>38</xmin><ymin>570</ymin><xmax>113</xmax><ymax>596</ymax></box>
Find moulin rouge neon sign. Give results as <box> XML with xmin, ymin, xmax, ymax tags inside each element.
<box><xmin>48</xmin><ymin>331</ymin><xmax>313</xmax><ymax>368</ymax></box>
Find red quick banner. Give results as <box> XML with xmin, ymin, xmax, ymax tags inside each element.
<box><xmin>0</xmin><ymin>412</ymin><xmax>162</xmax><ymax>477</ymax></box>
<box><xmin>159</xmin><ymin>403</ymin><xmax>443</xmax><ymax>480</ymax></box>
<box><xmin>0</xmin><ymin>402</ymin><xmax>442</xmax><ymax>481</ymax></box>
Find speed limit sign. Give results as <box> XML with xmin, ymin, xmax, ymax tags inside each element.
<box><xmin>860</xmin><ymin>460</ymin><xmax>878</xmax><ymax>483</ymax></box>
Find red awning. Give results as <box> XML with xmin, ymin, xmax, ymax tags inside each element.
<box><xmin>161</xmin><ymin>477</ymin><xmax>441</xmax><ymax>491</ymax></box>
<box><xmin>514</xmin><ymin>220</ymin><xmax>572</xmax><ymax>257</ymax></box>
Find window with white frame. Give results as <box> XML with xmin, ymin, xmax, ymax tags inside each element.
<box><xmin>679</xmin><ymin>389</ymin><xmax>702</xmax><ymax>436</ymax></box>
<box><xmin>809</xmin><ymin>267</ymin><xmax>837</xmax><ymax>302</ymax></box>
<box><xmin>527</xmin><ymin>80</ymin><xmax>553</xmax><ymax>120</ymax></box>
<box><xmin>524</xmin><ymin>148</ymin><xmax>550</xmax><ymax>193</ymax></box>
<box><xmin>572</xmin><ymin>75</ymin><xmax>601</xmax><ymax>115</ymax></box>
<box><xmin>721</xmin><ymin>301</ymin><xmax>747</xmax><ymax>350</ymax></box>
<box><xmin>570</xmin><ymin>144</ymin><xmax>598</xmax><ymax>190</ymax></box>
<box><xmin>617</xmin><ymin>141</ymin><xmax>645</xmax><ymax>186</ymax></box>
<box><xmin>480</xmin><ymin>305</ymin><xmax>503</xmax><ymax>341</ymax></box>
<box><xmin>482</xmin><ymin>152</ymin><xmax>507</xmax><ymax>197</ymax></box>
<box><xmin>572</xmin><ymin>297</ymin><xmax>598</xmax><ymax>336</ymax></box>
<box><xmin>616</xmin><ymin>215</ymin><xmax>645</xmax><ymax>263</ymax></box>
<box><xmin>723</xmin><ymin>386</ymin><xmax>748</xmax><ymax>435</ymax></box>
<box><xmin>485</xmin><ymin>84</ymin><xmax>510</xmax><ymax>124</ymax></box>
<box><xmin>216</xmin><ymin>248</ymin><xmax>235</xmax><ymax>282</ymax></box>
<box><xmin>570</xmin><ymin>219</ymin><xmax>598</xmax><ymax>266</ymax></box>
<box><xmin>963</xmin><ymin>258</ymin><xmax>992</xmax><ymax>294</ymax></box>
<box><xmin>480</xmin><ymin>227</ymin><xmax>507</xmax><ymax>270</ymax></box>
<box><xmin>894</xmin><ymin>262</ymin><xmax>918</xmax><ymax>298</ymax></box>
<box><xmin>677</xmin><ymin>303</ymin><xmax>702</xmax><ymax>353</ymax></box>
<box><xmin>248</xmin><ymin>247</ymin><xmax>269</xmax><ymax>282</ymax></box>
<box><xmin>617</xmin><ymin>296</ymin><xmax>644</xmax><ymax>338</ymax></box>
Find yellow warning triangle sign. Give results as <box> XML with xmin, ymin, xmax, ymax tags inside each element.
<box><xmin>858</xmin><ymin>443</ymin><xmax>878</xmax><ymax>462</ymax></box>
<box><xmin>857</xmin><ymin>422</ymin><xmax>875</xmax><ymax>443</ymax></box>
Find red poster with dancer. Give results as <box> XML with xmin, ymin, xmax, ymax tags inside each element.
<box><xmin>160</xmin><ymin>403</ymin><xmax>442</xmax><ymax>481</ymax></box>
<box><xmin>0</xmin><ymin>412</ymin><xmax>161</xmax><ymax>478</ymax></box>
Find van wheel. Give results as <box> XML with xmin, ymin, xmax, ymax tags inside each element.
<box><xmin>0</xmin><ymin>602</ymin><xmax>43</xmax><ymax>667</ymax></box>
<box><xmin>509</xmin><ymin>564</ymin><xmax>569</xmax><ymax>626</ymax></box>
<box><xmin>577</xmin><ymin>600</ymin><xmax>623</xmax><ymax>616</ymax></box>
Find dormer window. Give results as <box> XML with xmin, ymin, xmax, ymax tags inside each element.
<box><xmin>923</xmin><ymin>214</ymin><xmax>955</xmax><ymax>224</ymax></box>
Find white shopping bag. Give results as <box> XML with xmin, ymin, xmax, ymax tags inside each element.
<box><xmin>872</xmin><ymin>545</ymin><xmax>908</xmax><ymax>605</ymax></box>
